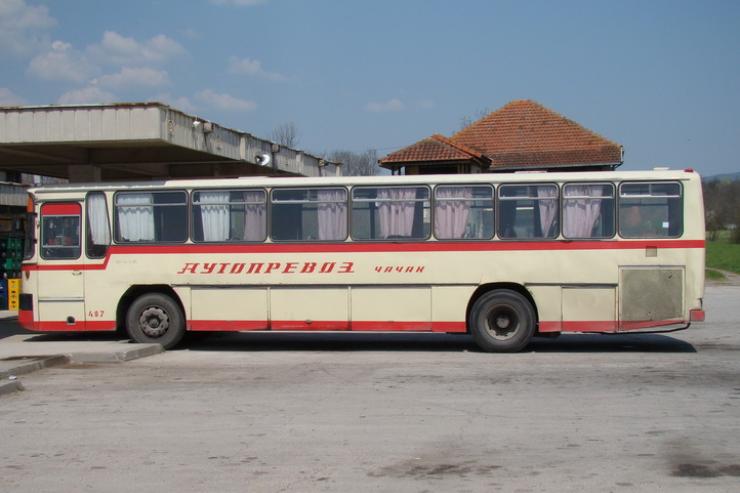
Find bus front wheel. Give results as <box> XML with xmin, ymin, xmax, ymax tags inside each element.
<box><xmin>469</xmin><ymin>290</ymin><xmax>535</xmax><ymax>353</ymax></box>
<box><xmin>126</xmin><ymin>293</ymin><xmax>185</xmax><ymax>349</ymax></box>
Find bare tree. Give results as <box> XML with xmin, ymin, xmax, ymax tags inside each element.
<box><xmin>328</xmin><ymin>149</ymin><xmax>379</xmax><ymax>176</ymax></box>
<box><xmin>459</xmin><ymin>107</ymin><xmax>491</xmax><ymax>131</ymax></box>
<box><xmin>272</xmin><ymin>122</ymin><xmax>299</xmax><ymax>148</ymax></box>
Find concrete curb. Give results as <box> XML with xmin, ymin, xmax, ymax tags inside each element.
<box><xmin>0</xmin><ymin>355</ymin><xmax>70</xmax><ymax>379</ymax></box>
<box><xmin>0</xmin><ymin>379</ymin><xmax>25</xmax><ymax>396</ymax></box>
<box><xmin>68</xmin><ymin>343</ymin><xmax>164</xmax><ymax>363</ymax></box>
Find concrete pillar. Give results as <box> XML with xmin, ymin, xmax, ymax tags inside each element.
<box><xmin>67</xmin><ymin>164</ymin><xmax>102</xmax><ymax>183</ymax></box>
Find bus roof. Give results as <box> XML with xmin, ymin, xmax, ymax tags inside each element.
<box><xmin>29</xmin><ymin>168</ymin><xmax>700</xmax><ymax>196</ymax></box>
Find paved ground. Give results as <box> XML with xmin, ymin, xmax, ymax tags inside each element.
<box><xmin>1</xmin><ymin>286</ymin><xmax>739</xmax><ymax>492</ymax></box>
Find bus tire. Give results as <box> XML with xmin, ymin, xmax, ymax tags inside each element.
<box><xmin>126</xmin><ymin>293</ymin><xmax>185</xmax><ymax>349</ymax></box>
<box><xmin>469</xmin><ymin>290</ymin><xmax>535</xmax><ymax>353</ymax></box>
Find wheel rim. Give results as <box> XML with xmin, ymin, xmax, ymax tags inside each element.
<box><xmin>138</xmin><ymin>306</ymin><xmax>170</xmax><ymax>338</ymax></box>
<box><xmin>484</xmin><ymin>304</ymin><xmax>520</xmax><ymax>340</ymax></box>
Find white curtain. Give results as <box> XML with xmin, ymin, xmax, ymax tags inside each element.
<box><xmin>243</xmin><ymin>191</ymin><xmax>266</xmax><ymax>241</ymax></box>
<box><xmin>117</xmin><ymin>193</ymin><xmax>155</xmax><ymax>242</ymax></box>
<box><xmin>317</xmin><ymin>189</ymin><xmax>347</xmax><ymax>240</ymax></box>
<box><xmin>434</xmin><ymin>187</ymin><xmax>472</xmax><ymax>239</ymax></box>
<box><xmin>87</xmin><ymin>193</ymin><xmax>110</xmax><ymax>245</ymax></box>
<box><xmin>378</xmin><ymin>188</ymin><xmax>416</xmax><ymax>238</ymax></box>
<box><xmin>537</xmin><ymin>186</ymin><xmax>558</xmax><ymax>237</ymax></box>
<box><xmin>563</xmin><ymin>185</ymin><xmax>603</xmax><ymax>238</ymax></box>
<box><xmin>200</xmin><ymin>191</ymin><xmax>230</xmax><ymax>241</ymax></box>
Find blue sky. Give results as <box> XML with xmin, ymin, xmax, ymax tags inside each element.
<box><xmin>1</xmin><ymin>0</ymin><xmax>739</xmax><ymax>176</ymax></box>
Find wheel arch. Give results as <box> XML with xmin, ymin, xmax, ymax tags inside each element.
<box><xmin>116</xmin><ymin>285</ymin><xmax>186</xmax><ymax>332</ymax></box>
<box><xmin>466</xmin><ymin>283</ymin><xmax>540</xmax><ymax>333</ymax></box>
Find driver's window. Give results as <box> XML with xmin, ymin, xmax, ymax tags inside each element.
<box><xmin>40</xmin><ymin>203</ymin><xmax>81</xmax><ymax>260</ymax></box>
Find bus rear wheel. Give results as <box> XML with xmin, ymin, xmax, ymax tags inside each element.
<box><xmin>126</xmin><ymin>293</ymin><xmax>185</xmax><ymax>349</ymax></box>
<box><xmin>469</xmin><ymin>290</ymin><xmax>535</xmax><ymax>353</ymax></box>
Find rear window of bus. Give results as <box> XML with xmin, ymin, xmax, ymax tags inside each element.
<box><xmin>618</xmin><ymin>182</ymin><xmax>682</xmax><ymax>238</ymax></box>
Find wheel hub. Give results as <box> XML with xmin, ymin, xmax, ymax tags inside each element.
<box><xmin>487</xmin><ymin>306</ymin><xmax>518</xmax><ymax>340</ymax></box>
<box><xmin>139</xmin><ymin>307</ymin><xmax>169</xmax><ymax>338</ymax></box>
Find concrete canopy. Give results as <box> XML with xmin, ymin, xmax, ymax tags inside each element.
<box><xmin>0</xmin><ymin>102</ymin><xmax>340</xmax><ymax>182</ymax></box>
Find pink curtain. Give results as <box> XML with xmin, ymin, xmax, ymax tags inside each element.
<box><xmin>563</xmin><ymin>185</ymin><xmax>603</xmax><ymax>238</ymax></box>
<box><xmin>243</xmin><ymin>191</ymin><xmax>266</xmax><ymax>241</ymax></box>
<box><xmin>317</xmin><ymin>189</ymin><xmax>347</xmax><ymax>240</ymax></box>
<box><xmin>434</xmin><ymin>187</ymin><xmax>472</xmax><ymax>239</ymax></box>
<box><xmin>537</xmin><ymin>186</ymin><xmax>558</xmax><ymax>237</ymax></box>
<box><xmin>378</xmin><ymin>188</ymin><xmax>416</xmax><ymax>238</ymax></box>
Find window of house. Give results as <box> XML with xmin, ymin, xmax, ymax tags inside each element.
<box><xmin>434</xmin><ymin>185</ymin><xmax>494</xmax><ymax>240</ymax></box>
<box><xmin>192</xmin><ymin>189</ymin><xmax>266</xmax><ymax>242</ymax></box>
<box><xmin>562</xmin><ymin>183</ymin><xmax>615</xmax><ymax>239</ymax></box>
<box><xmin>271</xmin><ymin>188</ymin><xmax>347</xmax><ymax>242</ymax></box>
<box><xmin>498</xmin><ymin>184</ymin><xmax>559</xmax><ymax>239</ymax></box>
<box><xmin>618</xmin><ymin>182</ymin><xmax>682</xmax><ymax>238</ymax></box>
<box><xmin>115</xmin><ymin>191</ymin><xmax>188</xmax><ymax>243</ymax></box>
<box><xmin>351</xmin><ymin>186</ymin><xmax>431</xmax><ymax>241</ymax></box>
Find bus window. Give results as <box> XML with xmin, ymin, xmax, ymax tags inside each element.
<box><xmin>351</xmin><ymin>186</ymin><xmax>430</xmax><ymax>241</ymax></box>
<box><xmin>40</xmin><ymin>203</ymin><xmax>81</xmax><ymax>260</ymax></box>
<box><xmin>618</xmin><ymin>182</ymin><xmax>682</xmax><ymax>238</ymax></box>
<box><xmin>86</xmin><ymin>192</ymin><xmax>111</xmax><ymax>258</ymax></box>
<box><xmin>115</xmin><ymin>191</ymin><xmax>188</xmax><ymax>243</ymax></box>
<box><xmin>562</xmin><ymin>183</ymin><xmax>615</xmax><ymax>239</ymax></box>
<box><xmin>271</xmin><ymin>188</ymin><xmax>347</xmax><ymax>242</ymax></box>
<box><xmin>498</xmin><ymin>184</ymin><xmax>559</xmax><ymax>239</ymax></box>
<box><xmin>434</xmin><ymin>185</ymin><xmax>494</xmax><ymax>240</ymax></box>
<box><xmin>192</xmin><ymin>189</ymin><xmax>266</xmax><ymax>242</ymax></box>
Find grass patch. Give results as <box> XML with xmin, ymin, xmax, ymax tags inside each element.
<box><xmin>706</xmin><ymin>240</ymin><xmax>740</xmax><ymax>274</ymax></box>
<box><xmin>706</xmin><ymin>268</ymin><xmax>727</xmax><ymax>281</ymax></box>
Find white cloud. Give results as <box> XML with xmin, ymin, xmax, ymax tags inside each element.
<box><xmin>57</xmin><ymin>86</ymin><xmax>116</xmax><ymax>105</ymax></box>
<box><xmin>0</xmin><ymin>0</ymin><xmax>56</xmax><ymax>56</ymax></box>
<box><xmin>196</xmin><ymin>89</ymin><xmax>256</xmax><ymax>111</ymax></box>
<box><xmin>228</xmin><ymin>56</ymin><xmax>286</xmax><ymax>81</ymax></box>
<box><xmin>27</xmin><ymin>40</ymin><xmax>96</xmax><ymax>82</ymax></box>
<box><xmin>95</xmin><ymin>67</ymin><xmax>170</xmax><ymax>89</ymax></box>
<box><xmin>88</xmin><ymin>31</ymin><xmax>185</xmax><ymax>65</ymax></box>
<box><xmin>0</xmin><ymin>87</ymin><xmax>25</xmax><ymax>105</ymax></box>
<box><xmin>365</xmin><ymin>98</ymin><xmax>405</xmax><ymax>113</ymax></box>
<box><xmin>209</xmin><ymin>0</ymin><xmax>267</xmax><ymax>6</ymax></box>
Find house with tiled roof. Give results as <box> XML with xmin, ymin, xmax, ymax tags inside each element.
<box><xmin>380</xmin><ymin>100</ymin><xmax>623</xmax><ymax>174</ymax></box>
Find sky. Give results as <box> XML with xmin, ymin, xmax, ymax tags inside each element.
<box><xmin>1</xmin><ymin>0</ymin><xmax>739</xmax><ymax>176</ymax></box>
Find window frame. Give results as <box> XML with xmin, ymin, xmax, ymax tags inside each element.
<box><xmin>350</xmin><ymin>184</ymin><xmax>432</xmax><ymax>242</ymax></box>
<box><xmin>39</xmin><ymin>201</ymin><xmax>82</xmax><ymax>261</ymax></box>
<box><xmin>560</xmin><ymin>181</ymin><xmax>616</xmax><ymax>240</ymax></box>
<box><xmin>112</xmin><ymin>189</ymin><xmax>190</xmax><ymax>245</ymax></box>
<box><xmin>269</xmin><ymin>186</ymin><xmax>349</xmax><ymax>243</ymax></box>
<box><xmin>433</xmin><ymin>183</ymin><xmax>495</xmax><ymax>241</ymax></box>
<box><xmin>85</xmin><ymin>191</ymin><xmax>112</xmax><ymax>259</ymax></box>
<box><xmin>496</xmin><ymin>182</ymin><xmax>560</xmax><ymax>241</ymax></box>
<box><xmin>617</xmin><ymin>181</ymin><xmax>684</xmax><ymax>239</ymax></box>
<box><xmin>191</xmin><ymin>187</ymin><xmax>268</xmax><ymax>244</ymax></box>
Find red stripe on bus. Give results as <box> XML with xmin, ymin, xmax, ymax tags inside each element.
<box><xmin>272</xmin><ymin>320</ymin><xmax>349</xmax><ymax>331</ymax></box>
<box><xmin>29</xmin><ymin>320</ymin><xmax>116</xmax><ymax>332</ymax></box>
<box><xmin>22</xmin><ymin>239</ymin><xmax>705</xmax><ymax>272</ymax></box>
<box><xmin>188</xmin><ymin>320</ymin><xmax>467</xmax><ymax>332</ymax></box>
<box><xmin>41</xmin><ymin>203</ymin><xmax>80</xmax><ymax>215</ymax></box>
<box><xmin>19</xmin><ymin>309</ymin><xmax>35</xmax><ymax>331</ymax></box>
<box><xmin>189</xmin><ymin>320</ymin><xmax>268</xmax><ymax>331</ymax></box>
<box><xmin>539</xmin><ymin>319</ymin><xmax>685</xmax><ymax>332</ymax></box>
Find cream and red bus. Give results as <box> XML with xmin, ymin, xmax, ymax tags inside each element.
<box><xmin>19</xmin><ymin>169</ymin><xmax>705</xmax><ymax>352</ymax></box>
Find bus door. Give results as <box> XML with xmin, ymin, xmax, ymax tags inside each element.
<box><xmin>37</xmin><ymin>202</ymin><xmax>86</xmax><ymax>329</ymax></box>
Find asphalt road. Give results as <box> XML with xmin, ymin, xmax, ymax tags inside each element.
<box><xmin>1</xmin><ymin>286</ymin><xmax>739</xmax><ymax>492</ymax></box>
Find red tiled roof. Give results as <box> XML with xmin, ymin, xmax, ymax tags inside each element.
<box><xmin>379</xmin><ymin>134</ymin><xmax>487</xmax><ymax>165</ymax></box>
<box><xmin>450</xmin><ymin>100</ymin><xmax>622</xmax><ymax>168</ymax></box>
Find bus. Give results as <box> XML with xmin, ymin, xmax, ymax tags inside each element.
<box><xmin>19</xmin><ymin>169</ymin><xmax>705</xmax><ymax>352</ymax></box>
